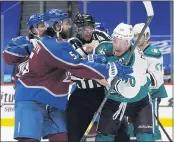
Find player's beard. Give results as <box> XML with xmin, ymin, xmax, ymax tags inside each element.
<box><xmin>45</xmin><ymin>28</ymin><xmax>56</xmax><ymax>37</ymax></box>
<box><xmin>28</xmin><ymin>33</ymin><xmax>35</xmax><ymax>39</ymax></box>
<box><xmin>59</xmin><ymin>30</ymin><xmax>69</xmax><ymax>40</ymax></box>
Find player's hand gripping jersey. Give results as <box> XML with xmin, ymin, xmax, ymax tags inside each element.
<box><xmin>95</xmin><ymin>41</ymin><xmax>151</xmax><ymax>102</ymax></box>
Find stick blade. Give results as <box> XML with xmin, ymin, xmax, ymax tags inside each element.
<box><xmin>143</xmin><ymin>1</ymin><xmax>154</xmax><ymax>16</ymax></box>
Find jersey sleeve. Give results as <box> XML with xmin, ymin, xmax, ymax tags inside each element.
<box><xmin>3</xmin><ymin>43</ymin><xmax>33</xmax><ymax>65</ymax></box>
<box><xmin>143</xmin><ymin>46</ymin><xmax>164</xmax><ymax>89</ymax></box>
<box><xmin>9</xmin><ymin>36</ymin><xmax>30</xmax><ymax>46</ymax></box>
<box><xmin>38</xmin><ymin>40</ymin><xmax>109</xmax><ymax>80</ymax></box>
<box><xmin>146</xmin><ymin>56</ymin><xmax>164</xmax><ymax>89</ymax></box>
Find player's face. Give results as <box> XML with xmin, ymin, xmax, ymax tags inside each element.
<box><xmin>134</xmin><ymin>34</ymin><xmax>146</xmax><ymax>46</ymax></box>
<box><xmin>112</xmin><ymin>38</ymin><xmax>129</xmax><ymax>56</ymax></box>
<box><xmin>32</xmin><ymin>22</ymin><xmax>46</xmax><ymax>36</ymax></box>
<box><xmin>62</xmin><ymin>18</ymin><xmax>72</xmax><ymax>33</ymax></box>
<box><xmin>37</xmin><ymin>23</ymin><xmax>46</xmax><ymax>36</ymax></box>
<box><xmin>80</xmin><ymin>26</ymin><xmax>94</xmax><ymax>41</ymax></box>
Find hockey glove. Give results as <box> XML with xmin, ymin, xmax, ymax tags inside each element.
<box><xmin>107</xmin><ymin>62</ymin><xmax>133</xmax><ymax>80</ymax></box>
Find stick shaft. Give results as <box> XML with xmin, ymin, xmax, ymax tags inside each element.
<box><xmin>154</xmin><ymin>114</ymin><xmax>173</xmax><ymax>142</ymax></box>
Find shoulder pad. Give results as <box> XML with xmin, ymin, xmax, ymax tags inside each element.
<box><xmin>143</xmin><ymin>45</ymin><xmax>162</xmax><ymax>58</ymax></box>
<box><xmin>9</xmin><ymin>36</ymin><xmax>30</xmax><ymax>46</ymax></box>
<box><xmin>95</xmin><ymin>41</ymin><xmax>113</xmax><ymax>56</ymax></box>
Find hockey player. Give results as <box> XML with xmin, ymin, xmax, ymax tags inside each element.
<box><xmin>128</xmin><ymin>23</ymin><xmax>168</xmax><ymax>141</ymax></box>
<box><xmin>44</xmin><ymin>9</ymin><xmax>71</xmax><ymax>40</ymax></box>
<box><xmin>3</xmin><ymin>10</ymin><xmax>71</xmax><ymax>142</ymax></box>
<box><xmin>66</xmin><ymin>13</ymin><xmax>130</xmax><ymax>142</ymax></box>
<box><xmin>94</xmin><ymin>23</ymin><xmax>154</xmax><ymax>142</ymax></box>
<box><xmin>3</xmin><ymin>10</ymin><xmax>133</xmax><ymax>142</ymax></box>
<box><xmin>3</xmin><ymin>13</ymin><xmax>50</xmax><ymax>142</ymax></box>
<box><xmin>95</xmin><ymin>22</ymin><xmax>109</xmax><ymax>34</ymax></box>
<box><xmin>3</xmin><ymin>13</ymin><xmax>45</xmax><ymax>87</ymax></box>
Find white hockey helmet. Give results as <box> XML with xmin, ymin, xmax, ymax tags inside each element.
<box><xmin>111</xmin><ymin>23</ymin><xmax>134</xmax><ymax>41</ymax></box>
<box><xmin>133</xmin><ymin>23</ymin><xmax>150</xmax><ymax>40</ymax></box>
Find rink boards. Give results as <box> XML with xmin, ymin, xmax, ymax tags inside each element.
<box><xmin>0</xmin><ymin>84</ymin><xmax>173</xmax><ymax>127</ymax></box>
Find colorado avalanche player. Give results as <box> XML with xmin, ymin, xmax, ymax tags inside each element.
<box><xmin>3</xmin><ymin>13</ymin><xmax>45</xmax><ymax>87</ymax></box>
<box><xmin>3</xmin><ymin>13</ymin><xmax>54</xmax><ymax>142</ymax></box>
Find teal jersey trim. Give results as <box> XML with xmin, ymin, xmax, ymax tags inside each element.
<box><xmin>150</xmin><ymin>84</ymin><xmax>168</xmax><ymax>99</ymax></box>
<box><xmin>143</xmin><ymin>44</ymin><xmax>162</xmax><ymax>59</ymax></box>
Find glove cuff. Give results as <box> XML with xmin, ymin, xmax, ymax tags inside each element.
<box><xmin>107</xmin><ymin>62</ymin><xmax>118</xmax><ymax>78</ymax></box>
<box><xmin>87</xmin><ymin>54</ymin><xmax>94</xmax><ymax>62</ymax></box>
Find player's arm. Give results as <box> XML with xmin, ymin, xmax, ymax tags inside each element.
<box><xmin>38</xmin><ymin>41</ymin><xmax>133</xmax><ymax>80</ymax></box>
<box><xmin>8</xmin><ymin>36</ymin><xmax>32</xmax><ymax>54</ymax></box>
<box><xmin>146</xmin><ymin>56</ymin><xmax>164</xmax><ymax>89</ymax></box>
<box><xmin>3</xmin><ymin>44</ymin><xmax>33</xmax><ymax>65</ymax></box>
<box><xmin>95</xmin><ymin>79</ymin><xmax>109</xmax><ymax>86</ymax></box>
<box><xmin>3</xmin><ymin>36</ymin><xmax>33</xmax><ymax>65</ymax></box>
<box><xmin>42</xmin><ymin>41</ymin><xmax>109</xmax><ymax>79</ymax></box>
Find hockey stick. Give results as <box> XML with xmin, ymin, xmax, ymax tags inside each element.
<box><xmin>80</xmin><ymin>2</ymin><xmax>154</xmax><ymax>142</ymax></box>
<box><xmin>154</xmin><ymin>114</ymin><xmax>173</xmax><ymax>142</ymax></box>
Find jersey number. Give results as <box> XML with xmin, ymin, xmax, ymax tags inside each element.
<box><xmin>69</xmin><ymin>51</ymin><xmax>78</xmax><ymax>60</ymax></box>
<box><xmin>155</xmin><ymin>63</ymin><xmax>163</xmax><ymax>71</ymax></box>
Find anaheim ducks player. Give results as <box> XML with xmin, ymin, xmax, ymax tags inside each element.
<box><xmin>128</xmin><ymin>23</ymin><xmax>168</xmax><ymax>141</ymax></box>
<box><xmin>95</xmin><ymin>23</ymin><xmax>154</xmax><ymax>142</ymax></box>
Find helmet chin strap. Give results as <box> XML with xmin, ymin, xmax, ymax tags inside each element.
<box><xmin>56</xmin><ymin>27</ymin><xmax>62</xmax><ymax>38</ymax></box>
<box><xmin>53</xmin><ymin>23</ymin><xmax>63</xmax><ymax>38</ymax></box>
